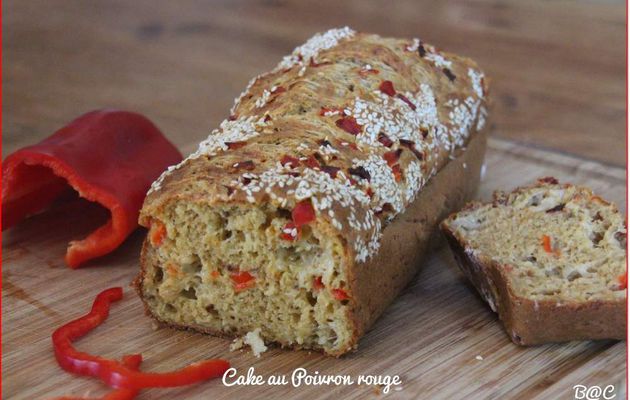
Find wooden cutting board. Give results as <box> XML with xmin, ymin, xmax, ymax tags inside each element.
<box><xmin>2</xmin><ymin>137</ymin><xmax>626</xmax><ymax>399</ymax></box>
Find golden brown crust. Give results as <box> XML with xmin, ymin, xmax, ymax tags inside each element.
<box><xmin>136</xmin><ymin>28</ymin><xmax>490</xmax><ymax>355</ymax></box>
<box><xmin>141</xmin><ymin>29</ymin><xmax>489</xmax><ymax>264</ymax></box>
<box><xmin>134</xmin><ymin>130</ymin><xmax>488</xmax><ymax>355</ymax></box>
<box><xmin>440</xmin><ymin>186</ymin><xmax>627</xmax><ymax>345</ymax></box>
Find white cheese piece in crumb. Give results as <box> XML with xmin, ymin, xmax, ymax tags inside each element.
<box><xmin>244</xmin><ymin>328</ymin><xmax>268</xmax><ymax>357</ymax></box>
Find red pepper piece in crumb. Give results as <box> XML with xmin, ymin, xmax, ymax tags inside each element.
<box><xmin>378</xmin><ymin>80</ymin><xmax>396</xmax><ymax>97</ymax></box>
<box><xmin>280</xmin><ymin>221</ymin><xmax>301</xmax><ymax>241</ymax></box>
<box><xmin>2</xmin><ymin>110</ymin><xmax>182</xmax><ymax>268</ymax></box>
<box><xmin>230</xmin><ymin>271</ymin><xmax>256</xmax><ymax>291</ymax></box>
<box><xmin>292</xmin><ymin>199</ymin><xmax>316</xmax><ymax>227</ymax></box>
<box><xmin>149</xmin><ymin>220</ymin><xmax>167</xmax><ymax>247</ymax></box>
<box><xmin>383</xmin><ymin>149</ymin><xmax>402</xmax><ymax>167</ymax></box>
<box><xmin>335</xmin><ymin>116</ymin><xmax>362</xmax><ymax>135</ymax></box>
<box><xmin>271</xmin><ymin>86</ymin><xmax>286</xmax><ymax>95</ymax></box>
<box><xmin>541</xmin><ymin>235</ymin><xmax>554</xmax><ymax>254</ymax></box>
<box><xmin>332</xmin><ymin>288</ymin><xmax>349</xmax><ymax>301</ymax></box>
<box><xmin>618</xmin><ymin>273</ymin><xmax>627</xmax><ymax>290</ymax></box>
<box><xmin>313</xmin><ymin>276</ymin><xmax>325</xmax><ymax>290</ymax></box>
<box><xmin>52</xmin><ymin>287</ymin><xmax>230</xmax><ymax>390</ymax></box>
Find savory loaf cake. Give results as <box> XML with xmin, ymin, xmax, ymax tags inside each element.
<box><xmin>441</xmin><ymin>177</ymin><xmax>627</xmax><ymax>345</ymax></box>
<box><xmin>134</xmin><ymin>27</ymin><xmax>490</xmax><ymax>356</ymax></box>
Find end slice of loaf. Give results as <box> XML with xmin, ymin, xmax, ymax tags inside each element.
<box><xmin>440</xmin><ymin>177</ymin><xmax>627</xmax><ymax>345</ymax></box>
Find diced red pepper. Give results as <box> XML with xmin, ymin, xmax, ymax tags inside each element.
<box><xmin>378</xmin><ymin>133</ymin><xmax>394</xmax><ymax>148</ymax></box>
<box><xmin>280</xmin><ymin>221</ymin><xmax>301</xmax><ymax>241</ymax></box>
<box><xmin>280</xmin><ymin>155</ymin><xmax>300</xmax><ymax>169</ymax></box>
<box><xmin>313</xmin><ymin>276</ymin><xmax>325</xmax><ymax>290</ymax></box>
<box><xmin>52</xmin><ymin>287</ymin><xmax>230</xmax><ymax>390</ymax></box>
<box><xmin>618</xmin><ymin>273</ymin><xmax>627</xmax><ymax>290</ymax></box>
<box><xmin>2</xmin><ymin>110</ymin><xmax>182</xmax><ymax>268</ymax></box>
<box><xmin>271</xmin><ymin>86</ymin><xmax>286</xmax><ymax>95</ymax></box>
<box><xmin>211</xmin><ymin>271</ymin><xmax>220</xmax><ymax>279</ymax></box>
<box><xmin>226</xmin><ymin>141</ymin><xmax>248</xmax><ymax>150</ymax></box>
<box><xmin>149</xmin><ymin>220</ymin><xmax>167</xmax><ymax>247</ymax></box>
<box><xmin>383</xmin><ymin>149</ymin><xmax>402</xmax><ymax>167</ymax></box>
<box><xmin>230</xmin><ymin>271</ymin><xmax>256</xmax><ymax>291</ymax></box>
<box><xmin>302</xmin><ymin>155</ymin><xmax>320</xmax><ymax>169</ymax></box>
<box><xmin>379</xmin><ymin>80</ymin><xmax>396</xmax><ymax>96</ymax></box>
<box><xmin>396</xmin><ymin>94</ymin><xmax>417</xmax><ymax>110</ymax></box>
<box><xmin>391</xmin><ymin>164</ymin><xmax>403</xmax><ymax>182</ymax></box>
<box><xmin>541</xmin><ymin>235</ymin><xmax>553</xmax><ymax>253</ymax></box>
<box><xmin>335</xmin><ymin>116</ymin><xmax>362</xmax><ymax>135</ymax></box>
<box><xmin>332</xmin><ymin>288</ymin><xmax>349</xmax><ymax>301</ymax></box>
<box><xmin>292</xmin><ymin>199</ymin><xmax>316</xmax><ymax>227</ymax></box>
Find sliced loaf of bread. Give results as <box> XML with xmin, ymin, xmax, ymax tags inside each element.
<box><xmin>440</xmin><ymin>177</ymin><xmax>627</xmax><ymax>345</ymax></box>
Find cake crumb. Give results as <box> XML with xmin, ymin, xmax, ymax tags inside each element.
<box><xmin>230</xmin><ymin>337</ymin><xmax>245</xmax><ymax>352</ymax></box>
<box><xmin>243</xmin><ymin>328</ymin><xmax>268</xmax><ymax>357</ymax></box>
<box><xmin>475</xmin><ymin>355</ymin><xmax>484</xmax><ymax>361</ymax></box>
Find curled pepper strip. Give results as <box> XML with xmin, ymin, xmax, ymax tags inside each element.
<box><xmin>52</xmin><ymin>287</ymin><xmax>230</xmax><ymax>390</ymax></box>
<box><xmin>55</xmin><ymin>354</ymin><xmax>143</xmax><ymax>400</ymax></box>
<box><xmin>2</xmin><ymin>110</ymin><xmax>182</xmax><ymax>268</ymax></box>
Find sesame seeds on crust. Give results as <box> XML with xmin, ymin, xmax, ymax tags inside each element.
<box><xmin>145</xmin><ymin>28</ymin><xmax>488</xmax><ymax>263</ymax></box>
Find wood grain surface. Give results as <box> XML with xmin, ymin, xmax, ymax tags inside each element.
<box><xmin>2</xmin><ymin>0</ymin><xmax>626</xmax><ymax>165</ymax></box>
<box><xmin>2</xmin><ymin>139</ymin><xmax>626</xmax><ymax>399</ymax></box>
<box><xmin>2</xmin><ymin>1</ymin><xmax>627</xmax><ymax>399</ymax></box>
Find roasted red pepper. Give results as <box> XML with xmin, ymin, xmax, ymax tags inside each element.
<box><xmin>52</xmin><ymin>287</ymin><xmax>230</xmax><ymax>390</ymax></box>
<box><xmin>2</xmin><ymin>110</ymin><xmax>182</xmax><ymax>268</ymax></box>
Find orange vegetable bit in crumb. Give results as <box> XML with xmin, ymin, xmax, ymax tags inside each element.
<box><xmin>149</xmin><ymin>220</ymin><xmax>167</xmax><ymax>247</ymax></box>
<box><xmin>541</xmin><ymin>235</ymin><xmax>561</xmax><ymax>256</ymax></box>
<box><xmin>230</xmin><ymin>271</ymin><xmax>256</xmax><ymax>292</ymax></box>
<box><xmin>211</xmin><ymin>271</ymin><xmax>220</xmax><ymax>279</ymax></box>
<box><xmin>541</xmin><ymin>235</ymin><xmax>553</xmax><ymax>253</ymax></box>
<box><xmin>618</xmin><ymin>273</ymin><xmax>627</xmax><ymax>290</ymax></box>
<box><xmin>332</xmin><ymin>288</ymin><xmax>349</xmax><ymax>301</ymax></box>
<box><xmin>166</xmin><ymin>263</ymin><xmax>181</xmax><ymax>277</ymax></box>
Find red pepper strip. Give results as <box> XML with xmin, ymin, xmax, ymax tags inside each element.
<box><xmin>2</xmin><ymin>110</ymin><xmax>182</xmax><ymax>268</ymax></box>
<box><xmin>54</xmin><ymin>354</ymin><xmax>143</xmax><ymax>400</ymax></box>
<box><xmin>52</xmin><ymin>287</ymin><xmax>230</xmax><ymax>390</ymax></box>
<box><xmin>541</xmin><ymin>235</ymin><xmax>553</xmax><ymax>253</ymax></box>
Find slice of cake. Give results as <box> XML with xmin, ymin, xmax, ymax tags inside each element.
<box><xmin>441</xmin><ymin>177</ymin><xmax>627</xmax><ymax>345</ymax></box>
